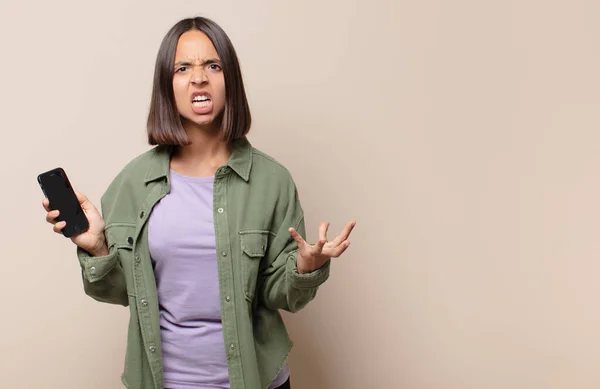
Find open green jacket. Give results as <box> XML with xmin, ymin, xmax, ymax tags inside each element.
<box><xmin>76</xmin><ymin>137</ymin><xmax>330</xmax><ymax>389</ymax></box>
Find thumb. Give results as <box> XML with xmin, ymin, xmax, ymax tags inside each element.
<box><xmin>314</xmin><ymin>239</ymin><xmax>327</xmax><ymax>254</ymax></box>
<box><xmin>74</xmin><ymin>190</ymin><xmax>94</xmax><ymax>211</ymax></box>
<box><xmin>288</xmin><ymin>227</ymin><xmax>306</xmax><ymax>249</ymax></box>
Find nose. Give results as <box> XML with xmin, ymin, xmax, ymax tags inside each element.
<box><xmin>191</xmin><ymin>66</ymin><xmax>208</xmax><ymax>85</ymax></box>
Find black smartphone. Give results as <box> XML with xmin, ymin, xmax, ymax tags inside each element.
<box><xmin>37</xmin><ymin>167</ymin><xmax>89</xmax><ymax>237</ymax></box>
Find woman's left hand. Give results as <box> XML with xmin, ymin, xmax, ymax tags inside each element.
<box><xmin>289</xmin><ymin>220</ymin><xmax>356</xmax><ymax>274</ymax></box>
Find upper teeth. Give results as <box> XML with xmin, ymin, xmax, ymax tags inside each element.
<box><xmin>193</xmin><ymin>96</ymin><xmax>209</xmax><ymax>102</ymax></box>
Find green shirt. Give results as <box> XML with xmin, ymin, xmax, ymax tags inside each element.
<box><xmin>76</xmin><ymin>137</ymin><xmax>331</xmax><ymax>389</ymax></box>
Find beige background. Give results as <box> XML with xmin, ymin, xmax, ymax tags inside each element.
<box><xmin>1</xmin><ymin>0</ymin><xmax>600</xmax><ymax>388</ymax></box>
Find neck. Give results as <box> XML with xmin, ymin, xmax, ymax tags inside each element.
<box><xmin>170</xmin><ymin>121</ymin><xmax>232</xmax><ymax>177</ymax></box>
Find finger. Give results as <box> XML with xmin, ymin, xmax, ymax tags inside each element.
<box><xmin>42</xmin><ymin>199</ymin><xmax>51</xmax><ymax>212</ymax></box>
<box><xmin>313</xmin><ymin>238</ymin><xmax>327</xmax><ymax>254</ymax></box>
<box><xmin>330</xmin><ymin>221</ymin><xmax>356</xmax><ymax>247</ymax></box>
<box><xmin>74</xmin><ymin>190</ymin><xmax>93</xmax><ymax>211</ymax></box>
<box><xmin>288</xmin><ymin>228</ymin><xmax>306</xmax><ymax>249</ymax></box>
<box><xmin>323</xmin><ymin>240</ymin><xmax>351</xmax><ymax>258</ymax></box>
<box><xmin>53</xmin><ymin>221</ymin><xmax>66</xmax><ymax>233</ymax></box>
<box><xmin>46</xmin><ymin>210</ymin><xmax>60</xmax><ymax>224</ymax></box>
<box><xmin>319</xmin><ymin>222</ymin><xmax>329</xmax><ymax>243</ymax></box>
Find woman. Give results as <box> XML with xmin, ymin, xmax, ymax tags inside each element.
<box><xmin>42</xmin><ymin>17</ymin><xmax>355</xmax><ymax>389</ymax></box>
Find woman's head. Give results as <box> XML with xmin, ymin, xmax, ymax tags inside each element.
<box><xmin>147</xmin><ymin>17</ymin><xmax>251</xmax><ymax>145</ymax></box>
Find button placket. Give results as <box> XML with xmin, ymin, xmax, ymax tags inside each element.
<box><xmin>218</xmin><ymin>206</ymin><xmax>227</xmax><ymax>261</ymax></box>
<box><xmin>213</xmin><ymin>173</ymin><xmax>240</xmax><ymax>367</ymax></box>
<box><xmin>134</xmin><ymin>187</ymin><xmax>171</xmax><ymax>378</ymax></box>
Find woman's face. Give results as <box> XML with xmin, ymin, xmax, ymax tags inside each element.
<box><xmin>172</xmin><ymin>30</ymin><xmax>226</xmax><ymax>130</ymax></box>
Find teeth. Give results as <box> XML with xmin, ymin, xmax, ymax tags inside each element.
<box><xmin>193</xmin><ymin>95</ymin><xmax>210</xmax><ymax>102</ymax></box>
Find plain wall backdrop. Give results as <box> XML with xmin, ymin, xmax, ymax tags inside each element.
<box><xmin>2</xmin><ymin>0</ymin><xmax>600</xmax><ymax>388</ymax></box>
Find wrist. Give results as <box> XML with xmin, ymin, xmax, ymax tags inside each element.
<box><xmin>296</xmin><ymin>256</ymin><xmax>325</xmax><ymax>274</ymax></box>
<box><xmin>89</xmin><ymin>237</ymin><xmax>109</xmax><ymax>257</ymax></box>
<box><xmin>296</xmin><ymin>254</ymin><xmax>310</xmax><ymax>274</ymax></box>
<box><xmin>297</xmin><ymin>264</ymin><xmax>312</xmax><ymax>274</ymax></box>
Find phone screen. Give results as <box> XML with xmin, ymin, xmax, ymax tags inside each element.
<box><xmin>38</xmin><ymin>168</ymin><xmax>89</xmax><ymax>237</ymax></box>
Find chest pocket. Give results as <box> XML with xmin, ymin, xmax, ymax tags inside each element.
<box><xmin>105</xmin><ymin>223</ymin><xmax>138</xmax><ymax>297</ymax></box>
<box><xmin>239</xmin><ymin>231</ymin><xmax>269</xmax><ymax>303</ymax></box>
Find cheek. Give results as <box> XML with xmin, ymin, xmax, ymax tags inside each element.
<box><xmin>213</xmin><ymin>78</ymin><xmax>227</xmax><ymax>106</ymax></box>
<box><xmin>172</xmin><ymin>79</ymin><xmax>189</xmax><ymax>110</ymax></box>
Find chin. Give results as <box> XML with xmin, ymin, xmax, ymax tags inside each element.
<box><xmin>181</xmin><ymin>107</ymin><xmax>225</xmax><ymax>128</ymax></box>
<box><xmin>193</xmin><ymin>117</ymin><xmax>214</xmax><ymax>126</ymax></box>
<box><xmin>182</xmin><ymin>114</ymin><xmax>222</xmax><ymax>131</ymax></box>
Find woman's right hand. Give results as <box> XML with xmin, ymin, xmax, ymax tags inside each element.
<box><xmin>43</xmin><ymin>191</ymin><xmax>109</xmax><ymax>256</ymax></box>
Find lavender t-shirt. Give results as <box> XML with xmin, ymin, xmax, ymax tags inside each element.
<box><xmin>148</xmin><ymin>169</ymin><xmax>289</xmax><ymax>389</ymax></box>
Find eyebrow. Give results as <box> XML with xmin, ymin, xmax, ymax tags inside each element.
<box><xmin>174</xmin><ymin>58</ymin><xmax>221</xmax><ymax>68</ymax></box>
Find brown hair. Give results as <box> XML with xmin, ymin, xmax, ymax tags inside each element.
<box><xmin>147</xmin><ymin>17</ymin><xmax>251</xmax><ymax>145</ymax></box>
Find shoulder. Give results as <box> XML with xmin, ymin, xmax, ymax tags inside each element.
<box><xmin>248</xmin><ymin>146</ymin><xmax>305</xmax><ymax>228</ymax></box>
<box><xmin>248</xmin><ymin>147</ymin><xmax>304</xmax><ymax>214</ymax></box>
<box><xmin>250</xmin><ymin>147</ymin><xmax>296</xmax><ymax>186</ymax></box>
<box><xmin>117</xmin><ymin>146</ymin><xmax>165</xmax><ymax>180</ymax></box>
<box><xmin>101</xmin><ymin>146</ymin><xmax>167</xmax><ymax>204</ymax></box>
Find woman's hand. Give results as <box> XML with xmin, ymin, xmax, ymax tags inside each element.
<box><xmin>43</xmin><ymin>191</ymin><xmax>108</xmax><ymax>256</ymax></box>
<box><xmin>289</xmin><ymin>221</ymin><xmax>356</xmax><ymax>274</ymax></box>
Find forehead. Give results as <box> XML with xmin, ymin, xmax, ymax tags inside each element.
<box><xmin>174</xmin><ymin>30</ymin><xmax>219</xmax><ymax>60</ymax></box>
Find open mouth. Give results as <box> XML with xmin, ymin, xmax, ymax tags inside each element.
<box><xmin>192</xmin><ymin>94</ymin><xmax>211</xmax><ymax>108</ymax></box>
<box><xmin>190</xmin><ymin>92</ymin><xmax>213</xmax><ymax>114</ymax></box>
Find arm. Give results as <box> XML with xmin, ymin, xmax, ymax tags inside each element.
<box><xmin>42</xmin><ymin>173</ymin><xmax>130</xmax><ymax>306</ymax></box>
<box><xmin>76</xmin><ymin>194</ymin><xmax>128</xmax><ymax>307</ymax></box>
<box><xmin>257</xmin><ymin>183</ymin><xmax>331</xmax><ymax>313</ymax></box>
<box><xmin>77</xmin><ymin>246</ymin><xmax>129</xmax><ymax>307</ymax></box>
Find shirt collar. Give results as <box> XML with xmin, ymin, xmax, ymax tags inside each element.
<box><xmin>144</xmin><ymin>136</ymin><xmax>253</xmax><ymax>184</ymax></box>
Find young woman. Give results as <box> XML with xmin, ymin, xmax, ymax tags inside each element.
<box><xmin>42</xmin><ymin>17</ymin><xmax>355</xmax><ymax>389</ymax></box>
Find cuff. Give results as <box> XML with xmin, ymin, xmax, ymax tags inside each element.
<box><xmin>77</xmin><ymin>246</ymin><xmax>118</xmax><ymax>283</ymax></box>
<box><xmin>285</xmin><ymin>250</ymin><xmax>331</xmax><ymax>289</ymax></box>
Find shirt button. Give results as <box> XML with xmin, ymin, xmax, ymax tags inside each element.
<box><xmin>140</xmin><ymin>211</ymin><xmax>144</xmax><ymax>218</ymax></box>
<box><xmin>149</xmin><ymin>346</ymin><xmax>156</xmax><ymax>353</ymax></box>
<box><xmin>90</xmin><ymin>266</ymin><xmax>96</xmax><ymax>273</ymax></box>
<box><xmin>221</xmin><ymin>252</ymin><xmax>227</xmax><ymax>257</ymax></box>
<box><xmin>141</xmin><ymin>299</ymin><xmax>148</xmax><ymax>307</ymax></box>
<box><xmin>226</xmin><ymin>296</ymin><xmax>231</xmax><ymax>302</ymax></box>
<box><xmin>230</xmin><ymin>344</ymin><xmax>236</xmax><ymax>351</ymax></box>
<box><xmin>217</xmin><ymin>208</ymin><xmax>224</xmax><ymax>213</ymax></box>
<box><xmin>135</xmin><ymin>255</ymin><xmax>141</xmax><ymax>263</ymax></box>
<box><xmin>127</xmin><ymin>237</ymin><xmax>133</xmax><ymax>244</ymax></box>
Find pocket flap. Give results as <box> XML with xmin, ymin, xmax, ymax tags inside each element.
<box><xmin>105</xmin><ymin>223</ymin><xmax>137</xmax><ymax>250</ymax></box>
<box><xmin>240</xmin><ymin>232</ymin><xmax>269</xmax><ymax>258</ymax></box>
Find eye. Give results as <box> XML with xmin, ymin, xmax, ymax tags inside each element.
<box><xmin>175</xmin><ymin>66</ymin><xmax>188</xmax><ymax>73</ymax></box>
<box><xmin>208</xmin><ymin>63</ymin><xmax>222</xmax><ymax>71</ymax></box>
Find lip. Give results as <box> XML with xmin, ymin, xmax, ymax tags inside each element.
<box><xmin>190</xmin><ymin>91</ymin><xmax>214</xmax><ymax>115</ymax></box>
<box><xmin>190</xmin><ymin>91</ymin><xmax>212</xmax><ymax>102</ymax></box>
